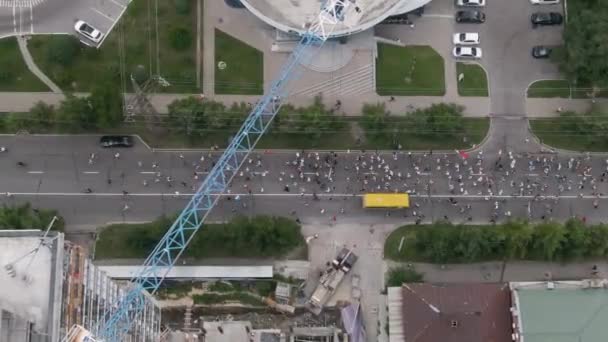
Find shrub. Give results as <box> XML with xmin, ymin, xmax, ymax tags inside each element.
<box><xmin>170</xmin><ymin>27</ymin><xmax>192</xmax><ymax>51</ymax></box>
<box><xmin>46</xmin><ymin>36</ymin><xmax>80</xmax><ymax>67</ymax></box>
<box><xmin>175</xmin><ymin>0</ymin><xmax>190</xmax><ymax>14</ymax></box>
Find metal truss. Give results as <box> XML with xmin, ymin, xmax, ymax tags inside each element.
<box><xmin>95</xmin><ymin>0</ymin><xmax>355</xmax><ymax>340</ymax></box>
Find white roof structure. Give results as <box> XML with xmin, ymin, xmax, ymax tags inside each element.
<box><xmin>97</xmin><ymin>265</ymin><xmax>273</xmax><ymax>279</ymax></box>
<box><xmin>0</xmin><ymin>230</ymin><xmax>64</xmax><ymax>342</ymax></box>
<box><xmin>241</xmin><ymin>0</ymin><xmax>433</xmax><ymax>37</ymax></box>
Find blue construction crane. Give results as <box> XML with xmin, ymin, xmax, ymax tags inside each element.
<box><xmin>76</xmin><ymin>1</ymin><xmax>357</xmax><ymax>341</ymax></box>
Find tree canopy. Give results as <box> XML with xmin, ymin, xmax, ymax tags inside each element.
<box><xmin>559</xmin><ymin>0</ymin><xmax>608</xmax><ymax>87</ymax></box>
<box><xmin>386</xmin><ymin>219</ymin><xmax>608</xmax><ymax>263</ymax></box>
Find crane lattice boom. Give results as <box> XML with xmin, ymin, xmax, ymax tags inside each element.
<box><xmin>87</xmin><ymin>1</ymin><xmax>356</xmax><ymax>340</ymax></box>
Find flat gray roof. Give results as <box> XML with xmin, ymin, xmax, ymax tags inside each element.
<box><xmin>97</xmin><ymin>265</ymin><xmax>273</xmax><ymax>279</ymax></box>
<box><xmin>0</xmin><ymin>230</ymin><xmax>63</xmax><ymax>342</ymax></box>
<box><xmin>241</xmin><ymin>0</ymin><xmax>432</xmax><ymax>36</ymax></box>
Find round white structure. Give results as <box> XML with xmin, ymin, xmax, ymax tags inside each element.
<box><xmin>241</xmin><ymin>0</ymin><xmax>433</xmax><ymax>38</ymax></box>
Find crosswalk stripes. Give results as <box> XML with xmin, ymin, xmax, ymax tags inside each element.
<box><xmin>0</xmin><ymin>0</ymin><xmax>44</xmax><ymax>8</ymax></box>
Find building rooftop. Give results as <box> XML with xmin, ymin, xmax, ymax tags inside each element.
<box><xmin>97</xmin><ymin>265</ymin><xmax>273</xmax><ymax>279</ymax></box>
<box><xmin>202</xmin><ymin>321</ymin><xmax>251</xmax><ymax>342</ymax></box>
<box><xmin>511</xmin><ymin>280</ymin><xmax>608</xmax><ymax>342</ymax></box>
<box><xmin>399</xmin><ymin>283</ymin><xmax>512</xmax><ymax>342</ymax></box>
<box><xmin>241</xmin><ymin>0</ymin><xmax>432</xmax><ymax>37</ymax></box>
<box><xmin>0</xmin><ymin>230</ymin><xmax>64</xmax><ymax>342</ymax></box>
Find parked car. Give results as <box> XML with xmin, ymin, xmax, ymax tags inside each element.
<box><xmin>530</xmin><ymin>0</ymin><xmax>560</xmax><ymax>4</ymax></box>
<box><xmin>74</xmin><ymin>20</ymin><xmax>104</xmax><ymax>44</ymax></box>
<box><xmin>455</xmin><ymin>10</ymin><xmax>486</xmax><ymax>23</ymax></box>
<box><xmin>532</xmin><ymin>46</ymin><xmax>552</xmax><ymax>58</ymax></box>
<box><xmin>456</xmin><ymin>0</ymin><xmax>486</xmax><ymax>7</ymax></box>
<box><xmin>453</xmin><ymin>46</ymin><xmax>483</xmax><ymax>59</ymax></box>
<box><xmin>531</xmin><ymin>12</ymin><xmax>563</xmax><ymax>27</ymax></box>
<box><xmin>453</xmin><ymin>32</ymin><xmax>480</xmax><ymax>45</ymax></box>
<box><xmin>100</xmin><ymin>136</ymin><xmax>134</xmax><ymax>148</ymax></box>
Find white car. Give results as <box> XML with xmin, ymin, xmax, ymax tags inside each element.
<box><xmin>530</xmin><ymin>0</ymin><xmax>559</xmax><ymax>4</ymax></box>
<box><xmin>453</xmin><ymin>46</ymin><xmax>482</xmax><ymax>59</ymax></box>
<box><xmin>456</xmin><ymin>0</ymin><xmax>486</xmax><ymax>7</ymax></box>
<box><xmin>74</xmin><ymin>20</ymin><xmax>104</xmax><ymax>44</ymax></box>
<box><xmin>453</xmin><ymin>32</ymin><xmax>480</xmax><ymax>45</ymax></box>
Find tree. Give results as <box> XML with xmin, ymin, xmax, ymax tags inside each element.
<box><xmin>89</xmin><ymin>78</ymin><xmax>123</xmax><ymax>128</ymax></box>
<box><xmin>175</xmin><ymin>0</ymin><xmax>190</xmax><ymax>14</ymax></box>
<box><xmin>47</xmin><ymin>36</ymin><xmax>81</xmax><ymax>67</ymax></box>
<box><xmin>386</xmin><ymin>266</ymin><xmax>424</xmax><ymax>287</ymax></box>
<box><xmin>561</xmin><ymin>219</ymin><xmax>590</xmax><ymax>260</ymax></box>
<box><xmin>409</xmin><ymin>103</ymin><xmax>464</xmax><ymax>136</ymax></box>
<box><xmin>361</xmin><ymin>102</ymin><xmax>388</xmax><ymax>132</ymax></box>
<box><xmin>502</xmin><ymin>220</ymin><xmax>533</xmax><ymax>259</ymax></box>
<box><xmin>167</xmin><ymin>96</ymin><xmax>207</xmax><ymax>137</ymax></box>
<box><xmin>29</xmin><ymin>101</ymin><xmax>56</xmax><ymax>128</ymax></box>
<box><xmin>531</xmin><ymin>222</ymin><xmax>566</xmax><ymax>260</ymax></box>
<box><xmin>559</xmin><ymin>3</ymin><xmax>608</xmax><ymax>87</ymax></box>
<box><xmin>57</xmin><ymin>94</ymin><xmax>96</xmax><ymax>130</ymax></box>
<box><xmin>170</xmin><ymin>27</ymin><xmax>192</xmax><ymax>50</ymax></box>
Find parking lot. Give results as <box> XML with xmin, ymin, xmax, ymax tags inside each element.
<box><xmin>0</xmin><ymin>0</ymin><xmax>130</xmax><ymax>46</ymax></box>
<box><xmin>376</xmin><ymin>0</ymin><xmax>564</xmax><ymax>115</ymax></box>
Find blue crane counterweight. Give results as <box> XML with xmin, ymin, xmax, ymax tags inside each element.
<box><xmin>77</xmin><ymin>1</ymin><xmax>357</xmax><ymax>341</ymax></box>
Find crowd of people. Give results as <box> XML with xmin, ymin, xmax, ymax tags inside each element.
<box><xmin>88</xmin><ymin>147</ymin><xmax>608</xmax><ymax>223</ymax></box>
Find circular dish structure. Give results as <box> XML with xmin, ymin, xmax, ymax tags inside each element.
<box><xmin>240</xmin><ymin>0</ymin><xmax>433</xmax><ymax>38</ymax></box>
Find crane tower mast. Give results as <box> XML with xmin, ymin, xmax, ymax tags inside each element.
<box><xmin>82</xmin><ymin>1</ymin><xmax>357</xmax><ymax>341</ymax></box>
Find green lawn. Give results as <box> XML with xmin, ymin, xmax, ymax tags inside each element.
<box><xmin>527</xmin><ymin>80</ymin><xmax>570</xmax><ymax>98</ymax></box>
<box><xmin>94</xmin><ymin>215</ymin><xmax>305</xmax><ymax>260</ymax></box>
<box><xmin>28</xmin><ymin>0</ymin><xmax>198</xmax><ymax>92</ymax></box>
<box><xmin>530</xmin><ymin>118</ymin><xmax>605</xmax><ymax>152</ymax></box>
<box><xmin>215</xmin><ymin>29</ymin><xmax>263</xmax><ymax>95</ymax></box>
<box><xmin>376</xmin><ymin>44</ymin><xmax>445</xmax><ymax>96</ymax></box>
<box><xmin>456</xmin><ymin>62</ymin><xmax>488</xmax><ymax>97</ymax></box>
<box><xmin>0</xmin><ymin>38</ymin><xmax>49</xmax><ymax>92</ymax></box>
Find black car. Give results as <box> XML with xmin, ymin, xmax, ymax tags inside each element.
<box><xmin>455</xmin><ymin>10</ymin><xmax>486</xmax><ymax>23</ymax></box>
<box><xmin>531</xmin><ymin>12</ymin><xmax>563</xmax><ymax>27</ymax></box>
<box><xmin>532</xmin><ymin>46</ymin><xmax>552</xmax><ymax>58</ymax></box>
<box><xmin>100</xmin><ymin>135</ymin><xmax>134</xmax><ymax>148</ymax></box>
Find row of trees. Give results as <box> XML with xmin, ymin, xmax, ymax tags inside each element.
<box><xmin>109</xmin><ymin>215</ymin><xmax>304</xmax><ymax>259</ymax></box>
<box><xmin>389</xmin><ymin>219</ymin><xmax>608</xmax><ymax>263</ymax></box>
<box><xmin>0</xmin><ymin>78</ymin><xmax>123</xmax><ymax>132</ymax></box>
<box><xmin>362</xmin><ymin>102</ymin><xmax>466</xmax><ymax>139</ymax></box>
<box><xmin>167</xmin><ymin>95</ymin><xmax>345</xmax><ymax>140</ymax></box>
<box><xmin>167</xmin><ymin>95</ymin><xmax>465</xmax><ymax>141</ymax></box>
<box><xmin>0</xmin><ymin>203</ymin><xmax>64</xmax><ymax>232</ymax></box>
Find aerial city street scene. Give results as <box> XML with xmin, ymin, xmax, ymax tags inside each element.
<box><xmin>2</xmin><ymin>0</ymin><xmax>608</xmax><ymax>341</ymax></box>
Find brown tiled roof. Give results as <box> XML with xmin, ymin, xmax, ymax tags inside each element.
<box><xmin>401</xmin><ymin>283</ymin><xmax>512</xmax><ymax>342</ymax></box>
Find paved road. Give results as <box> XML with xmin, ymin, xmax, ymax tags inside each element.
<box><xmin>1</xmin><ymin>134</ymin><xmax>608</xmax><ymax>228</ymax></box>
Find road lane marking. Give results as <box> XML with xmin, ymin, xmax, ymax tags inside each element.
<box><xmin>27</xmin><ymin>171</ymin><xmax>44</xmax><ymax>174</ymax></box>
<box><xmin>140</xmin><ymin>171</ymin><xmax>156</xmax><ymax>174</ymax></box>
<box><xmin>91</xmin><ymin>8</ymin><xmax>114</xmax><ymax>22</ymax></box>
<box><xmin>108</xmin><ymin>0</ymin><xmax>126</xmax><ymax>8</ymax></box>
<box><xmin>12</xmin><ymin>6</ymin><xmax>16</xmax><ymax>33</ymax></box>
<box><xmin>423</xmin><ymin>14</ymin><xmax>453</xmax><ymax>19</ymax></box>
<box><xmin>29</xmin><ymin>5</ymin><xmax>32</xmax><ymax>33</ymax></box>
<box><xmin>83</xmin><ymin>171</ymin><xmax>99</xmax><ymax>174</ymax></box>
<box><xmin>0</xmin><ymin>192</ymin><xmax>603</xmax><ymax>200</ymax></box>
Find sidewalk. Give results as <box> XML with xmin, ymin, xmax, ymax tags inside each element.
<box><xmin>17</xmin><ymin>36</ymin><xmax>61</xmax><ymax>93</ymax></box>
<box><xmin>526</xmin><ymin>97</ymin><xmax>606</xmax><ymax>117</ymax></box>
<box><xmin>387</xmin><ymin>260</ymin><xmax>606</xmax><ymax>283</ymax></box>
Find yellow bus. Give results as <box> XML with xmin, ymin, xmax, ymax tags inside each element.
<box><xmin>363</xmin><ymin>193</ymin><xmax>410</xmax><ymax>208</ymax></box>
